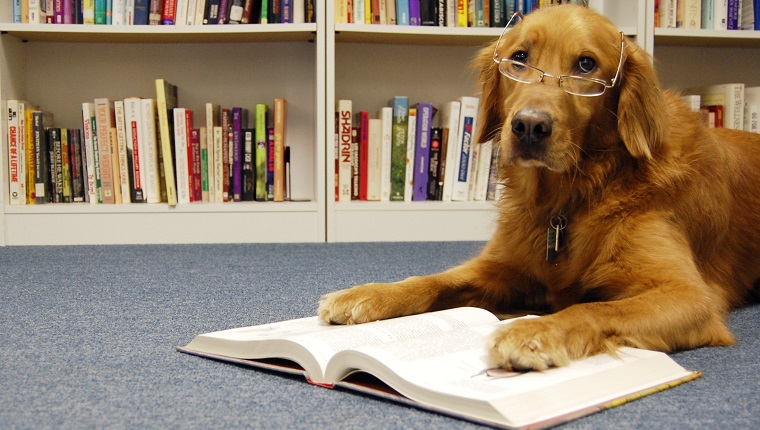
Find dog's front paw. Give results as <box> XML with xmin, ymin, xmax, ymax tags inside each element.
<box><xmin>487</xmin><ymin>318</ymin><xmax>572</xmax><ymax>371</ymax></box>
<box><xmin>318</xmin><ymin>283</ymin><xmax>398</xmax><ymax>325</ymax></box>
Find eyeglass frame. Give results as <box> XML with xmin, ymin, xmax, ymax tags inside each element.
<box><xmin>492</xmin><ymin>12</ymin><xmax>626</xmax><ymax>97</ymax></box>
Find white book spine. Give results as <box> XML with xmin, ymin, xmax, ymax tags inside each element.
<box><xmin>367</xmin><ymin>118</ymin><xmax>382</xmax><ymax>201</ymax></box>
<box><xmin>440</xmin><ymin>101</ymin><xmax>461</xmax><ymax>202</ymax></box>
<box><xmin>380</xmin><ymin>107</ymin><xmax>393</xmax><ymax>202</ymax></box>
<box><xmin>337</xmin><ymin>100</ymin><xmax>353</xmax><ymax>203</ymax></box>
<box><xmin>6</xmin><ymin>100</ymin><xmax>24</xmax><ymax>205</ymax></box>
<box><xmin>474</xmin><ymin>140</ymin><xmax>492</xmax><ymax>201</ymax></box>
<box><xmin>81</xmin><ymin>102</ymin><xmax>98</xmax><ymax>204</ymax></box>
<box><xmin>114</xmin><ymin>100</ymin><xmax>132</xmax><ymax>203</ymax></box>
<box><xmin>452</xmin><ymin>97</ymin><xmax>479</xmax><ymax>202</ymax></box>
<box><xmin>173</xmin><ymin>108</ymin><xmax>190</xmax><ymax>204</ymax></box>
<box><xmin>404</xmin><ymin>110</ymin><xmax>416</xmax><ymax>202</ymax></box>
<box><xmin>141</xmin><ymin>99</ymin><xmax>161</xmax><ymax>203</ymax></box>
<box><xmin>213</xmin><ymin>126</ymin><xmax>224</xmax><ymax>203</ymax></box>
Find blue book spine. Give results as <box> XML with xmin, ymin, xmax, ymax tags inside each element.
<box><xmin>397</xmin><ymin>0</ymin><xmax>410</xmax><ymax>25</ymax></box>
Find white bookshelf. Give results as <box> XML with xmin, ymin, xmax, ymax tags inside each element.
<box><xmin>0</xmin><ymin>1</ymin><xmax>668</xmax><ymax>245</ymax></box>
<box><xmin>0</xmin><ymin>4</ymin><xmax>326</xmax><ymax>245</ymax></box>
<box><xmin>324</xmin><ymin>0</ymin><xmax>645</xmax><ymax>242</ymax></box>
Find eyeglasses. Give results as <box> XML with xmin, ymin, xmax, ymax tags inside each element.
<box><xmin>492</xmin><ymin>12</ymin><xmax>626</xmax><ymax>97</ymax></box>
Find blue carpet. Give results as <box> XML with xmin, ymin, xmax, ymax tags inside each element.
<box><xmin>1</xmin><ymin>242</ymin><xmax>757</xmax><ymax>429</ymax></box>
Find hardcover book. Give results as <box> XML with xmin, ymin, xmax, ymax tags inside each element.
<box><xmin>337</xmin><ymin>100</ymin><xmax>353</xmax><ymax>203</ymax></box>
<box><xmin>155</xmin><ymin>79</ymin><xmax>179</xmax><ymax>206</ymax></box>
<box><xmin>93</xmin><ymin>98</ymin><xmax>116</xmax><ymax>204</ymax></box>
<box><xmin>413</xmin><ymin>102</ymin><xmax>435</xmax><ymax>201</ymax></box>
<box><xmin>451</xmin><ymin>96</ymin><xmax>479</xmax><ymax>202</ymax></box>
<box><xmin>255</xmin><ymin>103</ymin><xmax>269</xmax><ymax>201</ymax></box>
<box><xmin>179</xmin><ymin>307</ymin><xmax>700</xmax><ymax>430</ymax></box>
<box><xmin>390</xmin><ymin>96</ymin><xmax>409</xmax><ymax>201</ymax></box>
<box><xmin>273</xmin><ymin>98</ymin><xmax>286</xmax><ymax>202</ymax></box>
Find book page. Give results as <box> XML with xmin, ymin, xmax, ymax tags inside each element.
<box><xmin>182</xmin><ymin>307</ymin><xmax>498</xmax><ymax>383</ymax></box>
<box><xmin>326</xmin><ymin>318</ymin><xmax>691</xmax><ymax>427</ymax></box>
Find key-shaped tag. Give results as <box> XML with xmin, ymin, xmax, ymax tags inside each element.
<box><xmin>546</xmin><ymin>216</ymin><xmax>567</xmax><ymax>264</ymax></box>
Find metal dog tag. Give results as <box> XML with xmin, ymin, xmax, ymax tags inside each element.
<box><xmin>546</xmin><ymin>216</ymin><xmax>567</xmax><ymax>264</ymax></box>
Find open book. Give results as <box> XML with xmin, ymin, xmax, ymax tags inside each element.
<box><xmin>178</xmin><ymin>307</ymin><xmax>700</xmax><ymax>429</ymax></box>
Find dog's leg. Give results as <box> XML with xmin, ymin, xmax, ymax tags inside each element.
<box><xmin>318</xmin><ymin>246</ymin><xmax>536</xmax><ymax>325</ymax></box>
<box><xmin>487</xmin><ymin>222</ymin><xmax>737</xmax><ymax>370</ymax></box>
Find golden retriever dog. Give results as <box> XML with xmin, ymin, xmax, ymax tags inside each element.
<box><xmin>318</xmin><ymin>4</ymin><xmax>760</xmax><ymax>371</ymax></box>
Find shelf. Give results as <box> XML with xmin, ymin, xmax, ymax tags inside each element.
<box><xmin>4</xmin><ymin>201</ymin><xmax>319</xmax><ymax>214</ymax></box>
<box><xmin>335</xmin><ymin>24</ymin><xmax>638</xmax><ymax>46</ymax></box>
<box><xmin>334</xmin><ymin>201</ymin><xmax>495</xmax><ymax>211</ymax></box>
<box><xmin>654</xmin><ymin>28</ymin><xmax>760</xmax><ymax>48</ymax></box>
<box><xmin>0</xmin><ymin>23</ymin><xmax>318</xmax><ymax>43</ymax></box>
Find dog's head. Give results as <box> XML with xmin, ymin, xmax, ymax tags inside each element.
<box><xmin>476</xmin><ymin>5</ymin><xmax>667</xmax><ymax>173</ymax></box>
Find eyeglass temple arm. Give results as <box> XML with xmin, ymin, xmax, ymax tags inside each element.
<box><xmin>493</xmin><ymin>12</ymin><xmax>524</xmax><ymax>63</ymax></box>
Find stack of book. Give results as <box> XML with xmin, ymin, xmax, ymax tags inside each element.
<box><xmin>5</xmin><ymin>79</ymin><xmax>290</xmax><ymax>206</ymax></box>
<box><xmin>12</xmin><ymin>0</ymin><xmax>317</xmax><ymax>25</ymax></box>
<box><xmin>335</xmin><ymin>96</ymin><xmax>502</xmax><ymax>203</ymax></box>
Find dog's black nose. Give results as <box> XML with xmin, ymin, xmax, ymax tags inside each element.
<box><xmin>511</xmin><ymin>109</ymin><xmax>553</xmax><ymax>145</ymax></box>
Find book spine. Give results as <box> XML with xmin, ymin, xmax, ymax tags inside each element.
<box><xmin>273</xmin><ymin>98</ymin><xmax>286</xmax><ymax>202</ymax></box>
<box><xmin>379</xmin><ymin>106</ymin><xmax>393</xmax><ymax>202</ymax></box>
<box><xmin>366</xmin><ymin>118</ymin><xmax>382</xmax><ymax>201</ymax></box>
<box><xmin>113</xmin><ymin>101</ymin><xmax>132</xmax><ymax>204</ymax></box>
<box><xmin>109</xmin><ymin>128</ymin><xmax>123</xmax><ymax>203</ymax></box>
<box><xmin>389</xmin><ymin>96</ymin><xmax>408</xmax><ymax>201</ymax></box>
<box><xmin>242</xmin><ymin>128</ymin><xmax>255</xmax><ymax>201</ymax></box>
<box><xmin>205</xmin><ymin>103</ymin><xmax>220</xmax><ymax>202</ymax></box>
<box><xmin>162</xmin><ymin>0</ymin><xmax>177</xmax><ymax>24</ymax></box>
<box><xmin>404</xmin><ymin>108</ymin><xmax>416</xmax><ymax>202</ymax></box>
<box><xmin>7</xmin><ymin>100</ymin><xmax>24</xmax><ymax>205</ymax></box>
<box><xmin>124</xmin><ymin>98</ymin><xmax>144</xmax><ymax>203</ymax></box>
<box><xmin>267</xmin><ymin>127</ymin><xmax>274</xmax><ymax>200</ymax></box>
<box><xmin>70</xmin><ymin>129</ymin><xmax>85</xmax><ymax>202</ymax></box>
<box><xmin>191</xmin><ymin>128</ymin><xmax>202</xmax><ymax>202</ymax></box>
<box><xmin>155</xmin><ymin>79</ymin><xmax>178</xmax><ymax>206</ymax></box>
<box><xmin>173</xmin><ymin>108</ymin><xmax>190</xmax><ymax>204</ymax></box>
<box><xmin>427</xmin><ymin>127</ymin><xmax>442</xmax><ymax>200</ymax></box>
<box><xmin>141</xmin><ymin>98</ymin><xmax>161</xmax><ymax>203</ymax></box>
<box><xmin>232</xmin><ymin>107</ymin><xmax>244</xmax><ymax>201</ymax></box>
<box><xmin>49</xmin><ymin>128</ymin><xmax>61</xmax><ymax>203</ymax></box>
<box><xmin>409</xmin><ymin>0</ymin><xmax>420</xmax><ymax>24</ymax></box>
<box><xmin>727</xmin><ymin>0</ymin><xmax>740</xmax><ymax>29</ymax></box>
<box><xmin>93</xmin><ymin>98</ymin><xmax>116</xmax><ymax>204</ymax></box>
<box><xmin>440</xmin><ymin>100</ymin><xmax>460</xmax><ymax>202</ymax></box>
<box><xmin>81</xmin><ymin>103</ymin><xmax>99</xmax><ymax>203</ymax></box>
<box><xmin>213</xmin><ymin>126</ymin><xmax>224</xmax><ymax>202</ymax></box>
<box><xmin>255</xmin><ymin>103</ymin><xmax>268</xmax><ymax>201</ymax></box>
<box><xmin>200</xmin><ymin>127</ymin><xmax>209</xmax><ymax>202</ymax></box>
<box><xmin>413</xmin><ymin>103</ymin><xmax>433</xmax><ymax>201</ymax></box>
<box><xmin>22</xmin><ymin>104</ymin><xmax>35</xmax><ymax>204</ymax></box>
<box><xmin>452</xmin><ymin>96</ymin><xmax>478</xmax><ymax>202</ymax></box>
<box><xmin>358</xmin><ymin>111</ymin><xmax>369</xmax><ymax>201</ymax></box>
<box><xmin>337</xmin><ymin>100</ymin><xmax>353</xmax><ymax>202</ymax></box>
<box><xmin>351</xmin><ymin>126</ymin><xmax>360</xmax><ymax>200</ymax></box>
<box><xmin>396</xmin><ymin>0</ymin><xmax>409</xmax><ymax>24</ymax></box>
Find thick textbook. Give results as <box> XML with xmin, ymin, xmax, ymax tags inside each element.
<box><xmin>178</xmin><ymin>307</ymin><xmax>699</xmax><ymax>429</ymax></box>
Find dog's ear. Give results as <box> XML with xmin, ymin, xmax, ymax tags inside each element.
<box><xmin>473</xmin><ymin>42</ymin><xmax>505</xmax><ymax>145</ymax></box>
<box><xmin>617</xmin><ymin>42</ymin><xmax>668</xmax><ymax>160</ymax></box>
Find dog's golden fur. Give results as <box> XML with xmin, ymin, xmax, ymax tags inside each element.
<box><xmin>318</xmin><ymin>5</ymin><xmax>760</xmax><ymax>371</ymax></box>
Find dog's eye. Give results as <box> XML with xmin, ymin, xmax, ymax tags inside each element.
<box><xmin>578</xmin><ymin>57</ymin><xmax>597</xmax><ymax>74</ymax></box>
<box><xmin>511</xmin><ymin>51</ymin><xmax>528</xmax><ymax>64</ymax></box>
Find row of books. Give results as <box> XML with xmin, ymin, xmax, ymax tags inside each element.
<box><xmin>656</xmin><ymin>0</ymin><xmax>760</xmax><ymax>31</ymax></box>
<box><xmin>335</xmin><ymin>96</ymin><xmax>501</xmax><ymax>203</ymax></box>
<box><xmin>681</xmin><ymin>83</ymin><xmax>760</xmax><ymax>132</ymax></box>
<box><xmin>335</xmin><ymin>0</ymin><xmax>587</xmax><ymax>26</ymax></box>
<box><xmin>6</xmin><ymin>82</ymin><xmax>291</xmax><ymax>206</ymax></box>
<box><xmin>12</xmin><ymin>0</ymin><xmax>316</xmax><ymax>25</ymax></box>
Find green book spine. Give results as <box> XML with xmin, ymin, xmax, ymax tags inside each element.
<box><xmin>255</xmin><ymin>104</ymin><xmax>268</xmax><ymax>201</ymax></box>
<box><xmin>390</xmin><ymin>96</ymin><xmax>409</xmax><ymax>201</ymax></box>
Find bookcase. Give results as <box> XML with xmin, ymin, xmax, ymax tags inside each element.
<box><xmin>324</xmin><ymin>0</ymin><xmax>646</xmax><ymax>242</ymax></box>
<box><xmin>0</xmin><ymin>3</ymin><xmax>326</xmax><ymax>245</ymax></box>
<box><xmin>12</xmin><ymin>0</ymin><xmax>745</xmax><ymax>245</ymax></box>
